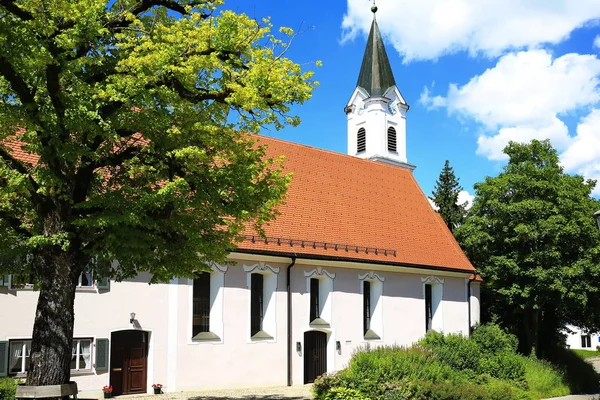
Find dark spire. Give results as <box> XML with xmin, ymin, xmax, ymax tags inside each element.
<box><xmin>356</xmin><ymin>11</ymin><xmax>396</xmax><ymax>97</ymax></box>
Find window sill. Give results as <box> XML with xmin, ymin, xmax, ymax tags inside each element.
<box><xmin>192</xmin><ymin>331</ymin><xmax>221</xmax><ymax>341</ymax></box>
<box><xmin>309</xmin><ymin>318</ymin><xmax>330</xmax><ymax>327</ymax></box>
<box><xmin>71</xmin><ymin>369</ymin><xmax>94</xmax><ymax>376</ymax></box>
<box><xmin>250</xmin><ymin>331</ymin><xmax>274</xmax><ymax>341</ymax></box>
<box><xmin>363</xmin><ymin>329</ymin><xmax>381</xmax><ymax>340</ymax></box>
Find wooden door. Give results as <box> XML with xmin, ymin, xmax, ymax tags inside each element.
<box><xmin>110</xmin><ymin>331</ymin><xmax>148</xmax><ymax>395</ymax></box>
<box><xmin>304</xmin><ymin>331</ymin><xmax>327</xmax><ymax>384</ymax></box>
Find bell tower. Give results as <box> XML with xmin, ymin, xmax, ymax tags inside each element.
<box><xmin>345</xmin><ymin>4</ymin><xmax>414</xmax><ymax>170</ymax></box>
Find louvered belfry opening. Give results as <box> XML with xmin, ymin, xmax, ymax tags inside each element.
<box><xmin>357</xmin><ymin>127</ymin><xmax>366</xmax><ymax>153</ymax></box>
<box><xmin>387</xmin><ymin>126</ymin><xmax>397</xmax><ymax>152</ymax></box>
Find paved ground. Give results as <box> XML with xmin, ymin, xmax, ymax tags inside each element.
<box><xmin>80</xmin><ymin>385</ymin><xmax>313</xmax><ymax>400</ymax></box>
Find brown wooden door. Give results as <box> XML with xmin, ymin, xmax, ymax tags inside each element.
<box><xmin>304</xmin><ymin>331</ymin><xmax>327</xmax><ymax>384</ymax></box>
<box><xmin>110</xmin><ymin>331</ymin><xmax>148</xmax><ymax>395</ymax></box>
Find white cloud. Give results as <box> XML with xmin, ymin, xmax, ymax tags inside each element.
<box><xmin>458</xmin><ymin>190</ymin><xmax>475</xmax><ymax>210</ymax></box>
<box><xmin>427</xmin><ymin>191</ymin><xmax>475</xmax><ymax>210</ymax></box>
<box><xmin>595</xmin><ymin>35</ymin><xmax>600</xmax><ymax>50</ymax></box>
<box><xmin>428</xmin><ymin>197</ymin><xmax>439</xmax><ymax>210</ymax></box>
<box><xmin>421</xmin><ymin>50</ymin><xmax>600</xmax><ymax>130</ymax></box>
<box><xmin>342</xmin><ymin>0</ymin><xmax>600</xmax><ymax>61</ymax></box>
<box><xmin>422</xmin><ymin>49</ymin><xmax>600</xmax><ymax>194</ymax></box>
<box><xmin>561</xmin><ymin>109</ymin><xmax>600</xmax><ymax>195</ymax></box>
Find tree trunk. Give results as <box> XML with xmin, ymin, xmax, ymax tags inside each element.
<box><xmin>26</xmin><ymin>248</ymin><xmax>79</xmax><ymax>386</ymax></box>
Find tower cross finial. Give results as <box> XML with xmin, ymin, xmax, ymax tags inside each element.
<box><xmin>371</xmin><ymin>0</ymin><xmax>378</xmax><ymax>14</ymax></box>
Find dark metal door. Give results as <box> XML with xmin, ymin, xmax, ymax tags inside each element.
<box><xmin>304</xmin><ymin>331</ymin><xmax>327</xmax><ymax>384</ymax></box>
<box><xmin>110</xmin><ymin>331</ymin><xmax>148</xmax><ymax>395</ymax></box>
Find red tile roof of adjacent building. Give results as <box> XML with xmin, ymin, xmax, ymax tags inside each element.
<box><xmin>236</xmin><ymin>135</ymin><xmax>476</xmax><ymax>273</ymax></box>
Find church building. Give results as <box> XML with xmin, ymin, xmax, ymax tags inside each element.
<box><xmin>0</xmin><ymin>6</ymin><xmax>480</xmax><ymax>396</ymax></box>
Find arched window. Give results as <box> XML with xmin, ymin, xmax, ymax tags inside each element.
<box><xmin>357</xmin><ymin>128</ymin><xmax>366</xmax><ymax>153</ymax></box>
<box><xmin>387</xmin><ymin>126</ymin><xmax>397</xmax><ymax>152</ymax></box>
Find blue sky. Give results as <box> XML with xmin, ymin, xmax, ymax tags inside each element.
<box><xmin>222</xmin><ymin>0</ymin><xmax>600</xmax><ymax>201</ymax></box>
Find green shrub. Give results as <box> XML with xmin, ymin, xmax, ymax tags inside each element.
<box><xmin>0</xmin><ymin>378</ymin><xmax>18</xmax><ymax>400</ymax></box>
<box><xmin>323</xmin><ymin>387</ymin><xmax>370</xmax><ymax>400</ymax></box>
<box><xmin>471</xmin><ymin>324</ymin><xmax>519</xmax><ymax>354</ymax></box>
<box><xmin>419</xmin><ymin>329</ymin><xmax>525</xmax><ymax>382</ymax></box>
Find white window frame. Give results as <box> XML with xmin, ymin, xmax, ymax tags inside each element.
<box><xmin>304</xmin><ymin>268</ymin><xmax>335</xmax><ymax>326</ymax></box>
<box><xmin>8</xmin><ymin>340</ymin><xmax>31</xmax><ymax>375</ymax></box>
<box><xmin>187</xmin><ymin>263</ymin><xmax>227</xmax><ymax>344</ymax></box>
<box><xmin>9</xmin><ymin>338</ymin><xmax>92</xmax><ymax>375</ymax></box>
<box><xmin>359</xmin><ymin>272</ymin><xmax>385</xmax><ymax>341</ymax></box>
<box><xmin>71</xmin><ymin>339</ymin><xmax>92</xmax><ymax>371</ymax></box>
<box><xmin>244</xmin><ymin>262</ymin><xmax>279</xmax><ymax>342</ymax></box>
<box><xmin>422</xmin><ymin>276</ymin><xmax>444</xmax><ymax>333</ymax></box>
<box><xmin>77</xmin><ymin>272</ymin><xmax>94</xmax><ymax>288</ymax></box>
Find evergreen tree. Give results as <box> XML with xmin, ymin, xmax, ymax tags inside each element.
<box><xmin>430</xmin><ymin>160</ymin><xmax>467</xmax><ymax>233</ymax></box>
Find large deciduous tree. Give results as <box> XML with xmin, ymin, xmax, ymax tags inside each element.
<box><xmin>430</xmin><ymin>160</ymin><xmax>466</xmax><ymax>233</ymax></box>
<box><xmin>0</xmin><ymin>0</ymin><xmax>318</xmax><ymax>386</ymax></box>
<box><xmin>455</xmin><ymin>140</ymin><xmax>600</xmax><ymax>356</ymax></box>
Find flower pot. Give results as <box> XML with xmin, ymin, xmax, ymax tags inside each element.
<box><xmin>104</xmin><ymin>392</ymin><xmax>112</xmax><ymax>399</ymax></box>
<box><xmin>153</xmin><ymin>387</ymin><xmax>162</xmax><ymax>394</ymax></box>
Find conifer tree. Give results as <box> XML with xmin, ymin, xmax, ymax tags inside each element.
<box><xmin>430</xmin><ymin>160</ymin><xmax>467</xmax><ymax>233</ymax></box>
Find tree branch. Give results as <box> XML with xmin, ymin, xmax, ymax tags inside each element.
<box><xmin>0</xmin><ymin>56</ymin><xmax>37</xmax><ymax>110</ymax></box>
<box><xmin>0</xmin><ymin>210</ymin><xmax>31</xmax><ymax>237</ymax></box>
<box><xmin>105</xmin><ymin>0</ymin><xmax>211</xmax><ymax>31</ymax></box>
<box><xmin>45</xmin><ymin>63</ymin><xmax>66</xmax><ymax>130</ymax></box>
<box><xmin>0</xmin><ymin>0</ymin><xmax>33</xmax><ymax>20</ymax></box>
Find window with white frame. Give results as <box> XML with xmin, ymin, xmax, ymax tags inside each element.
<box><xmin>190</xmin><ymin>264</ymin><xmax>227</xmax><ymax>341</ymax></box>
<box><xmin>305</xmin><ymin>268</ymin><xmax>335</xmax><ymax>326</ymax></box>
<box><xmin>244</xmin><ymin>263</ymin><xmax>279</xmax><ymax>341</ymax></box>
<box><xmin>422</xmin><ymin>276</ymin><xmax>444</xmax><ymax>333</ymax></box>
<box><xmin>77</xmin><ymin>272</ymin><xmax>93</xmax><ymax>288</ymax></box>
<box><xmin>71</xmin><ymin>339</ymin><xmax>92</xmax><ymax>370</ymax></box>
<box><xmin>9</xmin><ymin>339</ymin><xmax>91</xmax><ymax>374</ymax></box>
<box><xmin>9</xmin><ymin>340</ymin><xmax>31</xmax><ymax>374</ymax></box>
<box><xmin>581</xmin><ymin>334</ymin><xmax>592</xmax><ymax>348</ymax></box>
<box><xmin>359</xmin><ymin>272</ymin><xmax>384</xmax><ymax>340</ymax></box>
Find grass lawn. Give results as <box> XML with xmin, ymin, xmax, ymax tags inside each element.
<box><xmin>572</xmin><ymin>349</ymin><xmax>600</xmax><ymax>359</ymax></box>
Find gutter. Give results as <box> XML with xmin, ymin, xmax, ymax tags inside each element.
<box><xmin>286</xmin><ymin>256</ymin><xmax>297</xmax><ymax>386</ymax></box>
<box><xmin>233</xmin><ymin>248</ymin><xmax>473</xmax><ymax>276</ymax></box>
<box><xmin>467</xmin><ymin>271</ymin><xmax>480</xmax><ymax>334</ymax></box>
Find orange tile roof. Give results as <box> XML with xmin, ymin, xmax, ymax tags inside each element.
<box><xmin>3</xmin><ymin>129</ymin><xmax>474</xmax><ymax>273</ymax></box>
<box><xmin>237</xmin><ymin>136</ymin><xmax>475</xmax><ymax>273</ymax></box>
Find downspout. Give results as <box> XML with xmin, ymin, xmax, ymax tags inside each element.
<box><xmin>286</xmin><ymin>256</ymin><xmax>297</xmax><ymax>387</ymax></box>
<box><xmin>467</xmin><ymin>271</ymin><xmax>479</xmax><ymax>334</ymax></box>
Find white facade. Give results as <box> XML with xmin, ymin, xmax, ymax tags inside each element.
<box><xmin>346</xmin><ymin>86</ymin><xmax>413</xmax><ymax>170</ymax></box>
<box><xmin>0</xmin><ymin>253</ymin><xmax>480</xmax><ymax>394</ymax></box>
<box><xmin>564</xmin><ymin>324</ymin><xmax>600</xmax><ymax>350</ymax></box>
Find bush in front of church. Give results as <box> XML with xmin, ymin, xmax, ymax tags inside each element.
<box><xmin>312</xmin><ymin>323</ymin><xmax>568</xmax><ymax>400</ymax></box>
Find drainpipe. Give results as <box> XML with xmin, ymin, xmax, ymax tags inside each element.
<box><xmin>467</xmin><ymin>271</ymin><xmax>479</xmax><ymax>335</ymax></box>
<box><xmin>286</xmin><ymin>256</ymin><xmax>297</xmax><ymax>387</ymax></box>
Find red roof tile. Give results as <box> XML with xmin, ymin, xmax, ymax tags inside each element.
<box><xmin>237</xmin><ymin>136</ymin><xmax>475</xmax><ymax>273</ymax></box>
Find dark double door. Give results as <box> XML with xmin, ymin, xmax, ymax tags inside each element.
<box><xmin>110</xmin><ymin>330</ymin><xmax>148</xmax><ymax>396</ymax></box>
<box><xmin>304</xmin><ymin>331</ymin><xmax>327</xmax><ymax>384</ymax></box>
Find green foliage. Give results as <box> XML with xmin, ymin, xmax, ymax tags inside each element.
<box><xmin>430</xmin><ymin>160</ymin><xmax>467</xmax><ymax>233</ymax></box>
<box><xmin>0</xmin><ymin>378</ymin><xmax>18</xmax><ymax>400</ymax></box>
<box><xmin>0</xmin><ymin>0</ymin><xmax>319</xmax><ymax>283</ymax></box>
<box><xmin>523</xmin><ymin>357</ymin><xmax>570</xmax><ymax>399</ymax></box>
<box><xmin>419</xmin><ymin>328</ymin><xmax>525</xmax><ymax>382</ymax></box>
<box><xmin>455</xmin><ymin>140</ymin><xmax>600</xmax><ymax>354</ymax></box>
<box><xmin>315</xmin><ymin>324</ymin><xmax>574</xmax><ymax>400</ymax></box>
<box><xmin>323</xmin><ymin>387</ymin><xmax>370</xmax><ymax>400</ymax></box>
